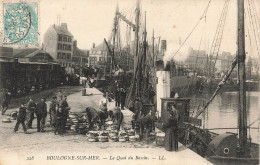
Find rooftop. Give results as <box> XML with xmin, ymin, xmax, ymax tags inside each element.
<box><xmin>13</xmin><ymin>48</ymin><xmax>53</xmax><ymax>59</ymax></box>
<box><xmin>13</xmin><ymin>48</ymin><xmax>39</xmax><ymax>58</ymax></box>
<box><xmin>53</xmin><ymin>23</ymin><xmax>73</xmax><ymax>37</ymax></box>
<box><xmin>92</xmin><ymin>41</ymin><xmax>112</xmax><ymax>51</ymax></box>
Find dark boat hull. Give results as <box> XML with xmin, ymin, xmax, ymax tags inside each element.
<box><xmin>208</xmin><ymin>155</ymin><xmax>259</xmax><ymax>165</ymax></box>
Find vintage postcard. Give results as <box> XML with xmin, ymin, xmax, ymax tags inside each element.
<box><xmin>0</xmin><ymin>0</ymin><xmax>259</xmax><ymax>165</ymax></box>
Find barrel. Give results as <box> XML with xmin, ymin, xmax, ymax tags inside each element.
<box><xmin>156</xmin><ymin>133</ymin><xmax>165</xmax><ymax>146</ymax></box>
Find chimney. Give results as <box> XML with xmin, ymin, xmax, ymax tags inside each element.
<box><xmin>93</xmin><ymin>43</ymin><xmax>95</xmax><ymax>48</ymax></box>
<box><xmin>61</xmin><ymin>23</ymin><xmax>67</xmax><ymax>30</ymax></box>
<box><xmin>73</xmin><ymin>40</ymin><xmax>77</xmax><ymax>47</ymax></box>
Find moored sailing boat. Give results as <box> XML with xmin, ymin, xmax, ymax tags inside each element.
<box><xmin>196</xmin><ymin>0</ymin><xmax>259</xmax><ymax>164</ymax></box>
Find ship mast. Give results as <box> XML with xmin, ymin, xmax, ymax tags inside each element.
<box><xmin>135</xmin><ymin>0</ymin><xmax>140</xmax><ymax>97</ymax></box>
<box><xmin>237</xmin><ymin>0</ymin><xmax>248</xmax><ymax>157</ymax></box>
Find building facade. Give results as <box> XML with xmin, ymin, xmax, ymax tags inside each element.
<box><xmin>89</xmin><ymin>41</ymin><xmax>112</xmax><ymax>70</ymax></box>
<box><xmin>185</xmin><ymin>48</ymin><xmax>236</xmax><ymax>76</ymax></box>
<box><xmin>89</xmin><ymin>41</ymin><xmax>134</xmax><ymax>73</ymax></box>
<box><xmin>72</xmin><ymin>41</ymin><xmax>89</xmax><ymax>68</ymax></box>
<box><xmin>43</xmin><ymin>23</ymin><xmax>74</xmax><ymax>73</ymax></box>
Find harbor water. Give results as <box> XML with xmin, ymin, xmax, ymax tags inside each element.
<box><xmin>190</xmin><ymin>91</ymin><xmax>260</xmax><ymax>144</ymax></box>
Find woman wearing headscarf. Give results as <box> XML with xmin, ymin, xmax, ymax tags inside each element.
<box><xmin>163</xmin><ymin>102</ymin><xmax>180</xmax><ymax>151</ymax></box>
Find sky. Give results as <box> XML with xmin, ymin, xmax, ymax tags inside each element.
<box><xmin>4</xmin><ymin>0</ymin><xmax>260</xmax><ymax>62</ymax></box>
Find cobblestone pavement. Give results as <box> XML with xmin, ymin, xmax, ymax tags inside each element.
<box><xmin>0</xmin><ymin>87</ymin><xmax>212</xmax><ymax>165</ymax></box>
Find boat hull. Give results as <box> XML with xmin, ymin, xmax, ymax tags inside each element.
<box><xmin>208</xmin><ymin>155</ymin><xmax>259</xmax><ymax>165</ymax></box>
<box><xmin>170</xmin><ymin>75</ymin><xmax>198</xmax><ymax>93</ymax></box>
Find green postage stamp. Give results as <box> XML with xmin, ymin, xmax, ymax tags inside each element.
<box><xmin>2</xmin><ymin>0</ymin><xmax>39</xmax><ymax>45</ymax></box>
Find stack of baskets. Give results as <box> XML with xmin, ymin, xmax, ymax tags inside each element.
<box><xmin>118</xmin><ymin>131</ymin><xmax>129</xmax><ymax>142</ymax></box>
<box><xmin>87</xmin><ymin>131</ymin><xmax>99</xmax><ymax>142</ymax></box>
<box><xmin>127</xmin><ymin>129</ymin><xmax>140</xmax><ymax>142</ymax></box>
<box><xmin>98</xmin><ymin>131</ymin><xmax>109</xmax><ymax>142</ymax></box>
<box><xmin>156</xmin><ymin>132</ymin><xmax>165</xmax><ymax>146</ymax></box>
<box><xmin>108</xmin><ymin>130</ymin><xmax>119</xmax><ymax>142</ymax></box>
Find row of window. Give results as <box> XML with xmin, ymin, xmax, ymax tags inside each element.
<box><xmin>58</xmin><ymin>35</ymin><xmax>72</xmax><ymax>42</ymax></box>
<box><xmin>89</xmin><ymin>57</ymin><xmax>111</xmax><ymax>62</ymax></box>
<box><xmin>57</xmin><ymin>53</ymin><xmax>71</xmax><ymax>59</ymax></box>
<box><xmin>72</xmin><ymin>57</ymin><xmax>88</xmax><ymax>62</ymax></box>
<box><xmin>58</xmin><ymin>44</ymin><xmax>72</xmax><ymax>51</ymax></box>
<box><xmin>90</xmin><ymin>50</ymin><xmax>107</xmax><ymax>55</ymax></box>
<box><xmin>59</xmin><ymin>62</ymin><xmax>72</xmax><ymax>68</ymax></box>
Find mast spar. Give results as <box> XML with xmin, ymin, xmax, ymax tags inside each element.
<box><xmin>135</xmin><ymin>0</ymin><xmax>140</xmax><ymax>97</ymax></box>
<box><xmin>237</xmin><ymin>0</ymin><xmax>248</xmax><ymax>157</ymax></box>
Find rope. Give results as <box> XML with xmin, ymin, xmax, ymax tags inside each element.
<box><xmin>208</xmin><ymin>127</ymin><xmax>259</xmax><ymax>131</ymax></box>
<box><xmin>248</xmin><ymin>118</ymin><xmax>260</xmax><ymax>127</ymax></box>
<box><xmin>247</xmin><ymin>0</ymin><xmax>260</xmax><ymax>61</ymax></box>
<box><xmin>212</xmin><ymin>0</ymin><xmax>230</xmax><ymax>71</ymax></box>
<box><xmin>172</xmin><ymin>0</ymin><xmax>212</xmax><ymax>58</ymax></box>
<box><xmin>194</xmin><ymin>56</ymin><xmax>237</xmax><ymax>118</ymax></box>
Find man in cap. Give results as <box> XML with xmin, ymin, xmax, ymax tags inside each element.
<box><xmin>58</xmin><ymin>95</ymin><xmax>70</xmax><ymax>135</ymax></box>
<box><xmin>98</xmin><ymin>93</ymin><xmax>108</xmax><ymax>129</ymax></box>
<box><xmin>25</xmin><ymin>97</ymin><xmax>36</xmax><ymax>129</ymax></box>
<box><xmin>35</xmin><ymin>98</ymin><xmax>47</xmax><ymax>132</ymax></box>
<box><xmin>49</xmin><ymin>96</ymin><xmax>58</xmax><ymax>127</ymax></box>
<box><xmin>108</xmin><ymin>107</ymin><xmax>124</xmax><ymax>131</ymax></box>
<box><xmin>1</xmin><ymin>88</ymin><xmax>10</xmax><ymax>115</ymax></box>
<box><xmin>134</xmin><ymin>97</ymin><xmax>143</xmax><ymax>117</ymax></box>
<box><xmin>120</xmin><ymin>87</ymin><xmax>126</xmax><ymax>110</ymax></box>
<box><xmin>114</xmin><ymin>84</ymin><xmax>121</xmax><ymax>108</ymax></box>
<box><xmin>85</xmin><ymin>107</ymin><xmax>99</xmax><ymax>130</ymax></box>
<box><xmin>99</xmin><ymin>93</ymin><xmax>108</xmax><ymax>112</ymax></box>
<box><xmin>14</xmin><ymin>103</ymin><xmax>29</xmax><ymax>134</ymax></box>
<box><xmin>56</xmin><ymin>90</ymin><xmax>63</xmax><ymax>104</ymax></box>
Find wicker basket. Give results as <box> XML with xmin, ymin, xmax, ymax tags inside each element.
<box><xmin>98</xmin><ymin>136</ymin><xmax>108</xmax><ymax>142</ymax></box>
<box><xmin>156</xmin><ymin>133</ymin><xmax>165</xmax><ymax>146</ymax></box>
<box><xmin>109</xmin><ymin>136</ymin><xmax>118</xmax><ymax>142</ymax></box>
<box><xmin>87</xmin><ymin>138</ymin><xmax>98</xmax><ymax>142</ymax></box>
<box><xmin>118</xmin><ymin>136</ymin><xmax>129</xmax><ymax>142</ymax></box>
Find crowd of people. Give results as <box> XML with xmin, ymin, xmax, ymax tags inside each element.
<box><xmin>13</xmin><ymin>90</ymin><xmax>70</xmax><ymax>135</ymax></box>
<box><xmin>1</xmin><ymin>82</ymin><xmax>180</xmax><ymax>152</ymax></box>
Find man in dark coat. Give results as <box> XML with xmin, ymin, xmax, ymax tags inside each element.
<box><xmin>54</xmin><ymin>107</ymin><xmax>62</xmax><ymax>135</ymax></box>
<box><xmin>14</xmin><ymin>103</ymin><xmax>29</xmax><ymax>134</ymax></box>
<box><xmin>108</xmin><ymin>107</ymin><xmax>124</xmax><ymax>131</ymax></box>
<box><xmin>58</xmin><ymin>96</ymin><xmax>70</xmax><ymax>134</ymax></box>
<box><xmin>35</xmin><ymin>98</ymin><xmax>47</xmax><ymax>132</ymax></box>
<box><xmin>163</xmin><ymin>103</ymin><xmax>179</xmax><ymax>151</ymax></box>
<box><xmin>115</xmin><ymin>85</ymin><xmax>121</xmax><ymax>108</ymax></box>
<box><xmin>85</xmin><ymin>107</ymin><xmax>99</xmax><ymax>130</ymax></box>
<box><xmin>1</xmin><ymin>89</ymin><xmax>10</xmax><ymax>115</ymax></box>
<box><xmin>170</xmin><ymin>90</ymin><xmax>175</xmax><ymax>98</ymax></box>
<box><xmin>49</xmin><ymin>96</ymin><xmax>58</xmax><ymax>127</ymax></box>
<box><xmin>138</xmin><ymin>112</ymin><xmax>157</xmax><ymax>139</ymax></box>
<box><xmin>120</xmin><ymin>88</ymin><xmax>126</xmax><ymax>110</ymax></box>
<box><xmin>97</xmin><ymin>111</ymin><xmax>106</xmax><ymax>130</ymax></box>
<box><xmin>25</xmin><ymin>97</ymin><xmax>36</xmax><ymax>129</ymax></box>
<box><xmin>134</xmin><ymin>98</ymin><xmax>143</xmax><ymax>116</ymax></box>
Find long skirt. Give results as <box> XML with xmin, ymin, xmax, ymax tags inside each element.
<box><xmin>165</xmin><ymin>129</ymin><xmax>178</xmax><ymax>151</ymax></box>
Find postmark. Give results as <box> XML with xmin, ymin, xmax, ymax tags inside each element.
<box><xmin>3</xmin><ymin>1</ymin><xmax>38</xmax><ymax>44</ymax></box>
